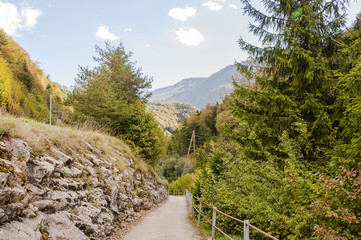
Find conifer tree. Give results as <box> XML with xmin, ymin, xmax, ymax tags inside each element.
<box><xmin>333</xmin><ymin>14</ymin><xmax>361</xmax><ymax>168</ymax></box>
<box><xmin>67</xmin><ymin>43</ymin><xmax>165</xmax><ymax>163</ymax></box>
<box><xmin>231</xmin><ymin>0</ymin><xmax>349</xmax><ymax>163</ymax></box>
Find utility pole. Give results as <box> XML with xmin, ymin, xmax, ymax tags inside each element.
<box><xmin>183</xmin><ymin>130</ymin><xmax>196</xmax><ymax>175</ymax></box>
<box><xmin>193</xmin><ymin>130</ymin><xmax>196</xmax><ymax>171</ymax></box>
<box><xmin>49</xmin><ymin>93</ymin><xmax>52</xmax><ymax>125</ymax></box>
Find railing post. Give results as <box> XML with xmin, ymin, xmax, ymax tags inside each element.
<box><xmin>244</xmin><ymin>219</ymin><xmax>249</xmax><ymax>240</ymax></box>
<box><xmin>178</xmin><ymin>190</ymin><xmax>179</xmax><ymax>196</ymax></box>
<box><xmin>191</xmin><ymin>196</ymin><xmax>194</xmax><ymax>215</ymax></box>
<box><xmin>197</xmin><ymin>201</ymin><xmax>202</xmax><ymax>224</ymax></box>
<box><xmin>188</xmin><ymin>191</ymin><xmax>192</xmax><ymax>211</ymax></box>
<box><xmin>212</xmin><ymin>207</ymin><xmax>217</xmax><ymax>239</ymax></box>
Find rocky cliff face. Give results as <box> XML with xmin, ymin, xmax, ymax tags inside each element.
<box><xmin>0</xmin><ymin>134</ymin><xmax>167</xmax><ymax>239</ymax></box>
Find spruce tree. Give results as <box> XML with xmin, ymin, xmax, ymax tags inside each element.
<box><xmin>231</xmin><ymin>0</ymin><xmax>349</xmax><ymax>163</ymax></box>
<box><xmin>333</xmin><ymin>14</ymin><xmax>361</xmax><ymax>168</ymax></box>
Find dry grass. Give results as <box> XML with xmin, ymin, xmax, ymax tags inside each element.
<box><xmin>0</xmin><ymin>113</ymin><xmax>151</xmax><ymax>173</ymax></box>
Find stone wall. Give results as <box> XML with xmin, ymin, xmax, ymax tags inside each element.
<box><xmin>0</xmin><ymin>135</ymin><xmax>167</xmax><ymax>239</ymax></box>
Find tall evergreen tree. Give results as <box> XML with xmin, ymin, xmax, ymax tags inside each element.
<box><xmin>231</xmin><ymin>0</ymin><xmax>349</xmax><ymax>163</ymax></box>
<box><xmin>333</xmin><ymin>14</ymin><xmax>361</xmax><ymax>168</ymax></box>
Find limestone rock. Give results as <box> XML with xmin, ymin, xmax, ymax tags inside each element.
<box><xmin>52</xmin><ymin>178</ymin><xmax>81</xmax><ymax>191</ymax></box>
<box><xmin>43</xmin><ymin>155</ymin><xmax>64</xmax><ymax>171</ymax></box>
<box><xmin>63</xmin><ymin>166</ymin><xmax>82</xmax><ymax>178</ymax></box>
<box><xmin>4</xmin><ymin>138</ymin><xmax>32</xmax><ymax>162</ymax></box>
<box><xmin>0</xmin><ymin>217</ymin><xmax>42</xmax><ymax>240</ymax></box>
<box><xmin>33</xmin><ymin>200</ymin><xmax>57</xmax><ymax>213</ymax></box>
<box><xmin>0</xmin><ymin>158</ymin><xmax>25</xmax><ymax>178</ymax></box>
<box><xmin>42</xmin><ymin>212</ymin><xmax>89</xmax><ymax>240</ymax></box>
<box><xmin>0</xmin><ymin>172</ymin><xmax>8</xmax><ymax>189</ymax></box>
<box><xmin>86</xmin><ymin>153</ymin><xmax>101</xmax><ymax>166</ymax></box>
<box><xmin>0</xmin><ymin>136</ymin><xmax>167</xmax><ymax>239</ymax></box>
<box><xmin>26</xmin><ymin>158</ymin><xmax>54</xmax><ymax>184</ymax></box>
<box><xmin>50</xmin><ymin>147</ymin><xmax>73</xmax><ymax>165</ymax></box>
<box><xmin>8</xmin><ymin>187</ymin><xmax>26</xmax><ymax>202</ymax></box>
<box><xmin>3</xmin><ymin>203</ymin><xmax>24</xmax><ymax>220</ymax></box>
<box><xmin>26</xmin><ymin>183</ymin><xmax>46</xmax><ymax>196</ymax></box>
<box><xmin>48</xmin><ymin>190</ymin><xmax>79</xmax><ymax>211</ymax></box>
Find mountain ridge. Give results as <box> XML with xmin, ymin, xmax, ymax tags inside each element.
<box><xmin>150</xmin><ymin>65</ymin><xmax>239</xmax><ymax>109</ymax></box>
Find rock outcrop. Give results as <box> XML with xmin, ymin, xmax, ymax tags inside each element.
<box><xmin>0</xmin><ymin>134</ymin><xmax>167</xmax><ymax>239</ymax></box>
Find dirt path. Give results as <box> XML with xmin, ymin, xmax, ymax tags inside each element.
<box><xmin>121</xmin><ymin>196</ymin><xmax>205</xmax><ymax>240</ymax></box>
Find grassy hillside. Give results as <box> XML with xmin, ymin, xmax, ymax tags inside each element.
<box><xmin>0</xmin><ymin>114</ymin><xmax>153</xmax><ymax>173</ymax></box>
<box><xmin>0</xmin><ymin>29</ymin><xmax>65</xmax><ymax>123</ymax></box>
<box><xmin>147</xmin><ymin>101</ymin><xmax>198</xmax><ymax>134</ymax></box>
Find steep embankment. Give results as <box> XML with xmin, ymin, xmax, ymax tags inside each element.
<box><xmin>0</xmin><ymin>30</ymin><xmax>64</xmax><ymax>122</ymax></box>
<box><xmin>0</xmin><ymin>115</ymin><xmax>167</xmax><ymax>239</ymax></box>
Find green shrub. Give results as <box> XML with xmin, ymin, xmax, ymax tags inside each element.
<box><xmin>168</xmin><ymin>173</ymin><xmax>196</xmax><ymax>192</ymax></box>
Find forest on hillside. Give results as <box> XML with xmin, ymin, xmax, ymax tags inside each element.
<box><xmin>147</xmin><ymin>101</ymin><xmax>199</xmax><ymax>135</ymax></box>
<box><xmin>164</xmin><ymin>1</ymin><xmax>361</xmax><ymax>239</ymax></box>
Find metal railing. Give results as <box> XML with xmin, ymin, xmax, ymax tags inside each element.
<box><xmin>186</xmin><ymin>190</ymin><xmax>278</xmax><ymax>240</ymax></box>
<box><xmin>167</xmin><ymin>189</ymin><xmax>186</xmax><ymax>196</ymax></box>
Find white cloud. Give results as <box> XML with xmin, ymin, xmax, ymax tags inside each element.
<box><xmin>168</xmin><ymin>7</ymin><xmax>197</xmax><ymax>22</ymax></box>
<box><xmin>202</xmin><ymin>2</ymin><xmax>222</xmax><ymax>11</ymax></box>
<box><xmin>202</xmin><ymin>0</ymin><xmax>227</xmax><ymax>11</ymax></box>
<box><xmin>124</xmin><ymin>27</ymin><xmax>132</xmax><ymax>32</ymax></box>
<box><xmin>145</xmin><ymin>43</ymin><xmax>151</xmax><ymax>47</ymax></box>
<box><xmin>96</xmin><ymin>25</ymin><xmax>119</xmax><ymax>41</ymax></box>
<box><xmin>21</xmin><ymin>5</ymin><xmax>42</xmax><ymax>29</ymax></box>
<box><xmin>175</xmin><ymin>27</ymin><xmax>204</xmax><ymax>46</ymax></box>
<box><xmin>228</xmin><ymin>4</ymin><xmax>238</xmax><ymax>9</ymax></box>
<box><xmin>0</xmin><ymin>1</ymin><xmax>42</xmax><ymax>36</ymax></box>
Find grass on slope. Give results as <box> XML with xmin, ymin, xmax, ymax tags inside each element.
<box><xmin>0</xmin><ymin>114</ymin><xmax>151</xmax><ymax>173</ymax></box>
<box><xmin>0</xmin><ymin>29</ymin><xmax>65</xmax><ymax>122</ymax></box>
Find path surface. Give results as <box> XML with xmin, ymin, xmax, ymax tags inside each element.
<box><xmin>122</xmin><ymin>196</ymin><xmax>204</xmax><ymax>240</ymax></box>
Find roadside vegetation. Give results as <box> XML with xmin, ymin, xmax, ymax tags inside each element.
<box><xmin>1</xmin><ymin>0</ymin><xmax>361</xmax><ymax>238</ymax></box>
<box><xmin>164</xmin><ymin>1</ymin><xmax>361</xmax><ymax>239</ymax></box>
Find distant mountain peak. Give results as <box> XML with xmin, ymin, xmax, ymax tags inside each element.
<box><xmin>150</xmin><ymin>65</ymin><xmax>239</xmax><ymax>109</ymax></box>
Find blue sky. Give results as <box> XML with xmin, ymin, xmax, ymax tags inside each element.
<box><xmin>1</xmin><ymin>0</ymin><xmax>360</xmax><ymax>90</ymax></box>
